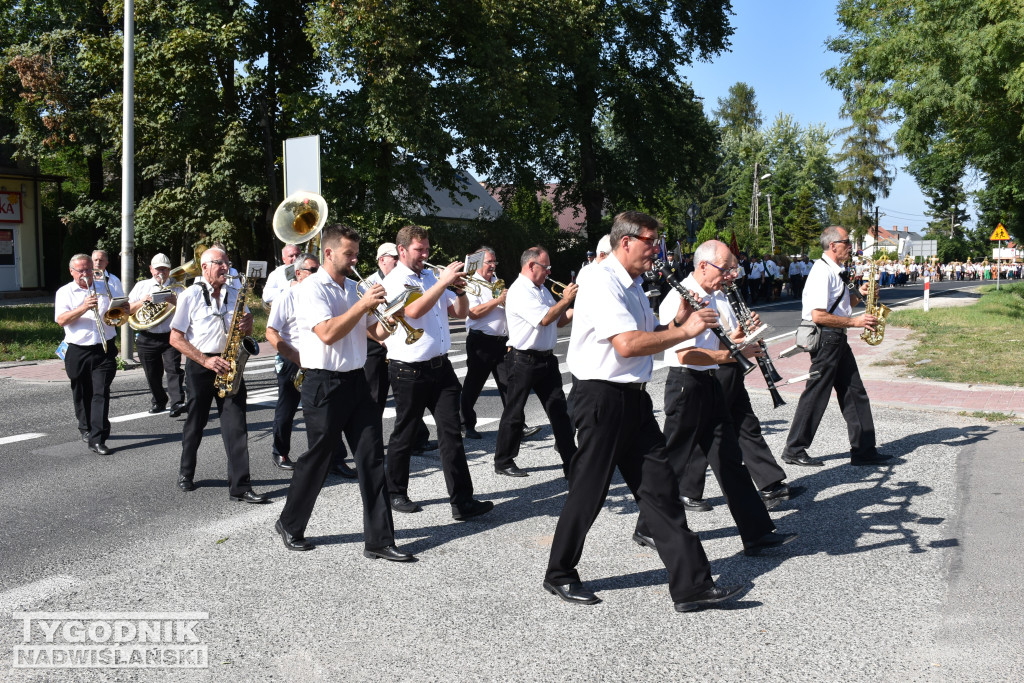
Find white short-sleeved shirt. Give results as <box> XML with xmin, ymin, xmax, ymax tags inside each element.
<box><xmin>799</xmin><ymin>261</ymin><xmax>811</xmax><ymax>276</ymax></box>
<box><xmin>55</xmin><ymin>280</ymin><xmax>118</xmax><ymax>345</ymax></box>
<box><xmin>801</xmin><ymin>254</ymin><xmax>852</xmax><ymax>327</ymax></box>
<box><xmin>170</xmin><ymin>280</ymin><xmax>247</xmax><ymax>354</ymax></box>
<box><xmin>750</xmin><ymin>262</ymin><xmax>765</xmax><ymax>279</ymax></box>
<box><xmin>567</xmin><ymin>253</ymin><xmax>655</xmax><ymax>383</ymax></box>
<box><xmin>267</xmin><ymin>285</ymin><xmax>300</xmax><ymax>349</ymax></box>
<box><xmin>262</xmin><ymin>264</ymin><xmax>292</xmax><ymax>304</ymax></box>
<box><xmin>293</xmin><ymin>268</ymin><xmax>368</xmax><ymax>371</ymax></box>
<box><xmin>128</xmin><ymin>277</ymin><xmax>174</xmax><ymax>334</ymax></box>
<box><xmin>506</xmin><ymin>274</ymin><xmax>558</xmax><ymax>352</ymax></box>
<box><xmin>789</xmin><ymin>262</ymin><xmax>801</xmax><ymax>276</ymax></box>
<box><xmin>382</xmin><ymin>262</ymin><xmax>456</xmax><ymax>362</ymax></box>
<box><xmin>659</xmin><ymin>274</ymin><xmax>725</xmax><ymax>371</ymax></box>
<box><xmin>465</xmin><ymin>274</ymin><xmax>507</xmax><ymax>336</ymax></box>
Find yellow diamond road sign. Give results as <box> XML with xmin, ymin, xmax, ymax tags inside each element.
<box><xmin>990</xmin><ymin>223</ymin><xmax>1010</xmax><ymax>241</ymax></box>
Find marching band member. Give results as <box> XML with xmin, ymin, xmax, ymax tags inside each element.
<box><xmin>381</xmin><ymin>225</ymin><xmax>493</xmax><ymax>520</ymax></box>
<box><xmin>169</xmin><ymin>247</ymin><xmax>268</xmax><ymax>503</ymax></box>
<box><xmin>55</xmin><ymin>254</ymin><xmax>119</xmax><ymax>455</ymax></box>
<box><xmin>544</xmin><ymin>211</ymin><xmax>743</xmax><ymax>612</ymax></box>
<box><xmin>492</xmin><ymin>246</ymin><xmax>576</xmax><ymax>477</ymax></box>
<box><xmin>127</xmin><ymin>253</ymin><xmax>185</xmax><ymax>416</ymax></box>
<box><xmin>460</xmin><ymin>246</ymin><xmax>540</xmax><ymax>441</ymax></box>
<box><xmin>91</xmin><ymin>249</ymin><xmax>124</xmax><ymax>298</ymax></box>
<box><xmin>266</xmin><ymin>253</ymin><xmax>356</xmax><ymax>478</ymax></box>
<box><xmin>632</xmin><ymin>240</ymin><xmax>795</xmax><ymax>559</ymax></box>
<box><xmin>261</xmin><ymin>243</ymin><xmax>301</xmax><ymax>306</ymax></box>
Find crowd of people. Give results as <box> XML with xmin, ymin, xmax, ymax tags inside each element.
<box><xmin>54</xmin><ymin>215</ymin><xmax>894</xmax><ymax>613</ymax></box>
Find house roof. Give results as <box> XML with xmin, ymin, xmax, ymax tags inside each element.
<box><xmin>402</xmin><ymin>167</ymin><xmax>504</xmax><ymax>220</ymax></box>
<box><xmin>485</xmin><ymin>183</ymin><xmax>587</xmax><ymax>234</ymax></box>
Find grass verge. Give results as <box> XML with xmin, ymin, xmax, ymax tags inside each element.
<box><xmin>888</xmin><ymin>282</ymin><xmax>1024</xmax><ymax>386</ymax></box>
<box><xmin>0</xmin><ymin>296</ymin><xmax>269</xmax><ymax>363</ymax></box>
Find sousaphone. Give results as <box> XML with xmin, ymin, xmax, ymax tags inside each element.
<box><xmin>273</xmin><ymin>191</ymin><xmax>328</xmax><ymax>252</ymax></box>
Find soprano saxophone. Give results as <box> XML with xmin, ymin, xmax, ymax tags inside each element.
<box><xmin>860</xmin><ymin>258</ymin><xmax>892</xmax><ymax>346</ymax></box>
<box><xmin>215</xmin><ymin>265</ymin><xmax>264</xmax><ymax>398</ymax></box>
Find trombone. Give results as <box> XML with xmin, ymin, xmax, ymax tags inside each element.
<box><xmin>351</xmin><ymin>267</ymin><xmax>425</xmax><ymax>345</ymax></box>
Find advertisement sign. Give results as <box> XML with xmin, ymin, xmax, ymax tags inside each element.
<box><xmin>0</xmin><ymin>191</ymin><xmax>23</xmax><ymax>223</ymax></box>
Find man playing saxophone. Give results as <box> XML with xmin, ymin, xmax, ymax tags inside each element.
<box><xmin>128</xmin><ymin>253</ymin><xmax>185</xmax><ymax>417</ymax></box>
<box><xmin>781</xmin><ymin>226</ymin><xmax>892</xmax><ymax>468</ymax></box>
<box><xmin>169</xmin><ymin>247</ymin><xmax>269</xmax><ymax>503</ymax></box>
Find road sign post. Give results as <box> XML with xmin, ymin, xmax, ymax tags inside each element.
<box><xmin>990</xmin><ymin>223</ymin><xmax>1010</xmax><ymax>291</ymax></box>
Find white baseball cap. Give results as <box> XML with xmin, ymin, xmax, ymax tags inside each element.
<box><xmin>376</xmin><ymin>242</ymin><xmax>398</xmax><ymax>259</ymax></box>
<box><xmin>596</xmin><ymin>234</ymin><xmax>612</xmax><ymax>255</ymax></box>
<box><xmin>151</xmin><ymin>253</ymin><xmax>172</xmax><ymax>268</ymax></box>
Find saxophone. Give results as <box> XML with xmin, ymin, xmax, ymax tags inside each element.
<box><xmin>860</xmin><ymin>258</ymin><xmax>892</xmax><ymax>346</ymax></box>
<box><xmin>215</xmin><ymin>274</ymin><xmax>261</xmax><ymax>398</ymax></box>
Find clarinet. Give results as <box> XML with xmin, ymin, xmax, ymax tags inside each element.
<box><xmin>724</xmin><ymin>283</ymin><xmax>786</xmax><ymax>408</ymax></box>
<box><xmin>652</xmin><ymin>258</ymin><xmax>755</xmax><ymax>375</ymax></box>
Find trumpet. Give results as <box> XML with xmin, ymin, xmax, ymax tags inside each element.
<box><xmin>465</xmin><ymin>275</ymin><xmax>504</xmax><ymax>297</ymax></box>
<box><xmin>546</xmin><ymin>278</ymin><xmax>572</xmax><ymax>298</ymax></box>
<box><xmin>351</xmin><ymin>268</ymin><xmax>424</xmax><ymax>345</ymax></box>
<box><xmin>423</xmin><ymin>261</ymin><xmax>471</xmax><ymax>293</ymax></box>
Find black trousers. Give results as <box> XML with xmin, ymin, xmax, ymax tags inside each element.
<box><xmin>136</xmin><ymin>331</ymin><xmax>184</xmax><ymax>409</ymax></box>
<box><xmin>681</xmin><ymin>364</ymin><xmax>787</xmax><ymax>494</ymax></box>
<box><xmin>279</xmin><ymin>369</ymin><xmax>394</xmax><ymax>547</ymax></box>
<box><xmin>789</xmin><ymin>274</ymin><xmax>804</xmax><ymax>300</ymax></box>
<box><xmin>274</xmin><ymin>357</ymin><xmax>348</xmax><ymax>463</ymax></box>
<box><xmin>783</xmin><ymin>329</ymin><xmax>877</xmax><ymax>460</ymax></box>
<box><xmin>366</xmin><ymin>340</ymin><xmax>430</xmax><ymax>446</ymax></box>
<box><xmin>643</xmin><ymin>368</ymin><xmax>774</xmax><ymax>545</ymax></box>
<box><xmin>546</xmin><ymin>380</ymin><xmax>714</xmax><ymax>603</ymax></box>
<box><xmin>386</xmin><ymin>356</ymin><xmax>474</xmax><ymax>505</ymax></box>
<box><xmin>494</xmin><ymin>350</ymin><xmax>575</xmax><ymax>473</ymax></box>
<box><xmin>64</xmin><ymin>340</ymin><xmax>117</xmax><ymax>446</ymax></box>
<box><xmin>460</xmin><ymin>330</ymin><xmax>508</xmax><ymax>429</ymax></box>
<box><xmin>180</xmin><ymin>358</ymin><xmax>252</xmax><ymax>496</ymax></box>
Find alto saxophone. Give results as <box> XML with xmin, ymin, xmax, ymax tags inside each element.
<box><xmin>215</xmin><ymin>273</ymin><xmax>261</xmax><ymax>398</ymax></box>
<box><xmin>860</xmin><ymin>258</ymin><xmax>892</xmax><ymax>346</ymax></box>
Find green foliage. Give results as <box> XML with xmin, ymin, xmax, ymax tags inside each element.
<box><xmin>713</xmin><ymin>82</ymin><xmax>762</xmax><ymax>133</ymax></box>
<box><xmin>695</xmin><ymin>218</ymin><xmax>718</xmax><ymax>245</ymax></box>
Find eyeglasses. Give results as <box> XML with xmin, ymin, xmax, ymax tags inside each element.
<box><xmin>208</xmin><ymin>259</ymin><xmax>228</xmax><ymax>266</ymax></box>
<box><xmin>298</xmin><ymin>266</ymin><xmax>319</xmax><ymax>274</ymax></box>
<box><xmin>705</xmin><ymin>262</ymin><xmax>740</xmax><ymax>277</ymax></box>
<box><xmin>484</xmin><ymin>260</ymin><xmax>498</xmax><ymax>266</ymax></box>
<box><xmin>530</xmin><ymin>262</ymin><xmax>552</xmax><ymax>272</ymax></box>
<box><xmin>831</xmin><ymin>239</ymin><xmax>852</xmax><ymax>246</ymax></box>
<box><xmin>627</xmin><ymin>233</ymin><xmax>658</xmax><ymax>247</ymax></box>
<box><xmin>70</xmin><ymin>267</ymin><xmax>91</xmax><ymax>275</ymax></box>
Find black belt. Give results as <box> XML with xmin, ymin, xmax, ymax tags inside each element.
<box><xmin>468</xmin><ymin>330</ymin><xmax>508</xmax><ymax>340</ymax></box>
<box><xmin>512</xmin><ymin>348</ymin><xmax>553</xmax><ymax>358</ymax></box>
<box><xmin>587</xmin><ymin>378</ymin><xmax>647</xmax><ymax>392</ymax></box>
<box><xmin>677</xmin><ymin>367</ymin><xmax>716</xmax><ymax>378</ymax></box>
<box><xmin>391</xmin><ymin>355</ymin><xmax>447</xmax><ymax>370</ymax></box>
<box><xmin>821</xmin><ymin>326</ymin><xmax>847</xmax><ymax>334</ymax></box>
<box><xmin>306</xmin><ymin>368</ymin><xmax>361</xmax><ymax>378</ymax></box>
<box><xmin>69</xmin><ymin>340</ymin><xmax>113</xmax><ymax>349</ymax></box>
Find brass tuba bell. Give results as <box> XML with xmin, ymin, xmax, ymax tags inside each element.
<box><xmin>273</xmin><ymin>191</ymin><xmax>328</xmax><ymax>247</ymax></box>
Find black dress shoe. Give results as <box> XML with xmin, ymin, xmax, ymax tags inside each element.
<box><xmin>230</xmin><ymin>490</ymin><xmax>269</xmax><ymax>504</ymax></box>
<box><xmin>451</xmin><ymin>499</ymin><xmax>494</xmax><ymax>520</ymax></box>
<box><xmin>272</xmin><ymin>454</ymin><xmax>295</xmax><ymax>471</ymax></box>
<box><xmin>522</xmin><ymin>424</ymin><xmax>542</xmax><ymax>439</ymax></box>
<box><xmin>81</xmin><ymin>434</ymin><xmax>89</xmax><ymax>443</ymax></box>
<box><xmin>412</xmin><ymin>440</ymin><xmax>438</xmax><ymax>454</ymax></box>
<box><xmin>169</xmin><ymin>402</ymin><xmax>188</xmax><ymax>418</ymax></box>
<box><xmin>330</xmin><ymin>462</ymin><xmax>358</xmax><ymax>479</ymax></box>
<box><xmin>495</xmin><ymin>464</ymin><xmax>529</xmax><ymax>478</ymax></box>
<box><xmin>632</xmin><ymin>531</ymin><xmax>656</xmax><ymax>550</ymax></box>
<box><xmin>177</xmin><ymin>476</ymin><xmax>195</xmax><ymax>492</ymax></box>
<box><xmin>743</xmin><ymin>531</ymin><xmax>798</xmax><ymax>556</ymax></box>
<box><xmin>681</xmin><ymin>496</ymin><xmax>712</xmax><ymax>512</ymax></box>
<box><xmin>782</xmin><ymin>452</ymin><xmax>823</xmax><ymax>467</ymax></box>
<box><xmin>543</xmin><ymin>580</ymin><xmax>600</xmax><ymax>605</ymax></box>
<box><xmin>363</xmin><ymin>545</ymin><xmax>415</xmax><ymax>562</ymax></box>
<box><xmin>463</xmin><ymin>427</ymin><xmax>482</xmax><ymax>440</ymax></box>
<box><xmin>275</xmin><ymin>519</ymin><xmax>314</xmax><ymax>551</ymax></box>
<box><xmin>674</xmin><ymin>584</ymin><xmax>744</xmax><ymax>612</ymax></box>
<box><xmin>759</xmin><ymin>482</ymin><xmax>790</xmax><ymax>502</ymax></box>
<box><xmin>851</xmin><ymin>450</ymin><xmax>894</xmax><ymax>466</ymax></box>
<box><xmin>148</xmin><ymin>405</ymin><xmax>166</xmax><ymax>414</ymax></box>
<box><xmin>390</xmin><ymin>495</ymin><xmax>422</xmax><ymax>513</ymax></box>
<box><xmin>88</xmin><ymin>443</ymin><xmax>112</xmax><ymax>456</ymax></box>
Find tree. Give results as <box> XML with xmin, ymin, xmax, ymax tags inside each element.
<box><xmin>713</xmin><ymin>81</ymin><xmax>762</xmax><ymax>133</ymax></box>
<box><xmin>832</xmin><ymin>101</ymin><xmax>895</xmax><ymax>245</ymax></box>
<box><xmin>695</xmin><ymin>218</ymin><xmax>718</xmax><ymax>245</ymax></box>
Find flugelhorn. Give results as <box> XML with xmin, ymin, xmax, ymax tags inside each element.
<box><xmin>351</xmin><ymin>268</ymin><xmax>424</xmax><ymax>345</ymax></box>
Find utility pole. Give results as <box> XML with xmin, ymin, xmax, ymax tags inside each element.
<box><xmin>120</xmin><ymin>0</ymin><xmax>135</xmax><ymax>361</ymax></box>
<box><xmin>874</xmin><ymin>205</ymin><xmax>880</xmax><ymax>257</ymax></box>
<box><xmin>766</xmin><ymin>193</ymin><xmax>775</xmax><ymax>255</ymax></box>
<box><xmin>749</xmin><ymin>163</ymin><xmax>761</xmax><ymax>236</ymax></box>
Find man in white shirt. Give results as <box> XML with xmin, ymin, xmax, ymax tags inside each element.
<box><xmin>493</xmin><ymin>246</ymin><xmax>577</xmax><ymax>477</ymax></box>
<box><xmin>382</xmin><ymin>225</ymin><xmax>493</xmax><ymax>520</ymax></box>
<box><xmin>274</xmin><ymin>224</ymin><xmax>412</xmax><ymax>560</ymax></box>
<box><xmin>128</xmin><ymin>253</ymin><xmax>185</xmax><ymax>416</ymax></box>
<box><xmin>788</xmin><ymin>257</ymin><xmax>804</xmax><ymax>299</ymax></box>
<box><xmin>632</xmin><ymin>240</ymin><xmax>794</xmax><ymax>558</ymax></box>
<box><xmin>91</xmin><ymin>249</ymin><xmax>124</xmax><ymax>299</ymax></box>
<box><xmin>749</xmin><ymin>256</ymin><xmax>765</xmax><ymax>303</ymax></box>
<box><xmin>544</xmin><ymin>211</ymin><xmax>743</xmax><ymax>612</ymax></box>
<box><xmin>781</xmin><ymin>226</ymin><xmax>891</xmax><ymax>467</ymax></box>
<box><xmin>261</xmin><ymin>243</ymin><xmax>302</xmax><ymax>306</ymax></box>
<box><xmin>170</xmin><ymin>247</ymin><xmax>269</xmax><ymax>503</ymax></box>
<box><xmin>55</xmin><ymin>254</ymin><xmax>119</xmax><ymax>455</ymax></box>
<box><xmin>460</xmin><ymin>246</ymin><xmax>542</xmax><ymax>441</ymax></box>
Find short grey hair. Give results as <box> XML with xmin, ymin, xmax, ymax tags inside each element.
<box><xmin>610</xmin><ymin>211</ymin><xmax>660</xmax><ymax>248</ymax></box>
<box><xmin>70</xmin><ymin>254</ymin><xmax>91</xmax><ymax>268</ymax></box>
<box><xmin>520</xmin><ymin>246</ymin><xmax>546</xmax><ymax>268</ymax></box>
<box><xmin>477</xmin><ymin>246</ymin><xmax>496</xmax><ymax>259</ymax></box>
<box><xmin>693</xmin><ymin>240</ymin><xmax>725</xmax><ymax>269</ymax></box>
<box><xmin>91</xmin><ymin>249</ymin><xmax>108</xmax><ymax>260</ymax></box>
<box><xmin>296</xmin><ymin>252</ymin><xmax>319</xmax><ymax>268</ymax></box>
<box><xmin>820</xmin><ymin>226</ymin><xmax>846</xmax><ymax>252</ymax></box>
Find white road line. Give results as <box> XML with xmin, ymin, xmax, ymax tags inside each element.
<box><xmin>0</xmin><ymin>433</ymin><xmax>46</xmax><ymax>446</ymax></box>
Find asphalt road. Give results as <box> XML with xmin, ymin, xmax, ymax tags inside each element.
<box><xmin>1</xmin><ymin>276</ymin><xmax>1020</xmax><ymax>680</ymax></box>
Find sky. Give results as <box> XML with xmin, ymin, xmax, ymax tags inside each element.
<box><xmin>681</xmin><ymin>0</ymin><xmax>946</xmax><ymax>234</ymax></box>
